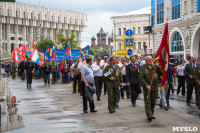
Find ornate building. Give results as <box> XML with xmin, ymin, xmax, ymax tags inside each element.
<box><xmin>90</xmin><ymin>27</ymin><xmax>113</xmax><ymax>50</ymax></box>
<box><xmin>0</xmin><ymin>2</ymin><xmax>88</xmax><ymax>54</ymax></box>
<box><xmin>151</xmin><ymin>0</ymin><xmax>200</xmax><ymax>60</ymax></box>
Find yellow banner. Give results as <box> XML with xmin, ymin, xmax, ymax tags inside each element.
<box><xmin>116</xmin><ymin>50</ymin><xmax>127</xmax><ymax>55</ymax></box>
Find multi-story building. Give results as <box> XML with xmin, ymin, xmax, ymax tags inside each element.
<box><xmin>90</xmin><ymin>27</ymin><xmax>113</xmax><ymax>50</ymax></box>
<box><xmin>151</xmin><ymin>0</ymin><xmax>200</xmax><ymax>60</ymax></box>
<box><xmin>0</xmin><ymin>2</ymin><xmax>88</xmax><ymax>55</ymax></box>
<box><xmin>111</xmin><ymin>7</ymin><xmax>153</xmax><ymax>57</ymax></box>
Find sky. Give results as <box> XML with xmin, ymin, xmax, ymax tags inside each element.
<box><xmin>16</xmin><ymin>0</ymin><xmax>151</xmax><ymax>47</ymax></box>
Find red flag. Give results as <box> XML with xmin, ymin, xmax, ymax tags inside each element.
<box><xmin>66</xmin><ymin>41</ymin><xmax>71</xmax><ymax>59</ymax></box>
<box><xmin>154</xmin><ymin>23</ymin><xmax>170</xmax><ymax>89</ymax></box>
<box><xmin>11</xmin><ymin>50</ymin><xmax>15</xmax><ymax>61</ymax></box>
<box><xmin>22</xmin><ymin>45</ymin><xmax>26</xmax><ymax>60</ymax></box>
<box><xmin>31</xmin><ymin>40</ymin><xmax>34</xmax><ymax>49</ymax></box>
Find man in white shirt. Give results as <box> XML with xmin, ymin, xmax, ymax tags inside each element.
<box><xmin>78</xmin><ymin>56</ymin><xmax>86</xmax><ymax>96</ymax></box>
<box><xmin>118</xmin><ymin>57</ymin><xmax>129</xmax><ymax>99</ymax></box>
<box><xmin>92</xmin><ymin>57</ymin><xmax>104</xmax><ymax>101</ymax></box>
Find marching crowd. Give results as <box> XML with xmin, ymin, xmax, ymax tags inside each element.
<box><xmin>3</xmin><ymin>54</ymin><xmax>200</xmax><ymax>121</ymax></box>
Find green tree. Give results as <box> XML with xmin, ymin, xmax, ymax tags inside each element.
<box><xmin>101</xmin><ymin>48</ymin><xmax>108</xmax><ymax>54</ymax></box>
<box><xmin>34</xmin><ymin>38</ymin><xmax>56</xmax><ymax>52</ymax></box>
<box><xmin>90</xmin><ymin>48</ymin><xmax>101</xmax><ymax>55</ymax></box>
<box><xmin>56</xmin><ymin>32</ymin><xmax>80</xmax><ymax>50</ymax></box>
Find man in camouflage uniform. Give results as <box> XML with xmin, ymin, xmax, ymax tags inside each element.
<box><xmin>194</xmin><ymin>65</ymin><xmax>200</xmax><ymax>113</ymax></box>
<box><xmin>103</xmin><ymin>56</ymin><xmax>124</xmax><ymax>113</ymax></box>
<box><xmin>11</xmin><ymin>62</ymin><xmax>17</xmax><ymax>79</ymax></box>
<box><xmin>51</xmin><ymin>59</ymin><xmax>57</xmax><ymax>84</ymax></box>
<box><xmin>139</xmin><ymin>56</ymin><xmax>163</xmax><ymax>121</ymax></box>
<box><xmin>41</xmin><ymin>61</ymin><xmax>47</xmax><ymax>85</ymax></box>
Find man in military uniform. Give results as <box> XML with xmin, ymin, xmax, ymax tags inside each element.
<box><xmin>139</xmin><ymin>56</ymin><xmax>163</xmax><ymax>121</ymax></box>
<box><xmin>19</xmin><ymin>59</ymin><xmax>25</xmax><ymax>80</ymax></box>
<box><xmin>194</xmin><ymin>65</ymin><xmax>200</xmax><ymax>114</ymax></box>
<box><xmin>25</xmin><ymin>58</ymin><xmax>34</xmax><ymax>88</ymax></box>
<box><xmin>51</xmin><ymin>59</ymin><xmax>57</xmax><ymax>84</ymax></box>
<box><xmin>41</xmin><ymin>61</ymin><xmax>47</xmax><ymax>85</ymax></box>
<box><xmin>103</xmin><ymin>56</ymin><xmax>124</xmax><ymax>113</ymax></box>
<box><xmin>11</xmin><ymin>62</ymin><xmax>17</xmax><ymax>79</ymax></box>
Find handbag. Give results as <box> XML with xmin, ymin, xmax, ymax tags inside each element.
<box><xmin>88</xmin><ymin>85</ymin><xmax>96</xmax><ymax>94</ymax></box>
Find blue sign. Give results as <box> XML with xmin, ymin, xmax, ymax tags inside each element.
<box><xmin>126</xmin><ymin>29</ymin><xmax>133</xmax><ymax>37</ymax></box>
<box><xmin>127</xmin><ymin>49</ymin><xmax>132</xmax><ymax>55</ymax></box>
<box><xmin>125</xmin><ymin>38</ymin><xmax>134</xmax><ymax>47</ymax></box>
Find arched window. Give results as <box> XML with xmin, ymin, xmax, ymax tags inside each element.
<box><xmin>171</xmin><ymin>32</ymin><xmax>184</xmax><ymax>52</ymax></box>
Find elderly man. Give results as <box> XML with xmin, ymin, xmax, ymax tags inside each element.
<box><xmin>81</xmin><ymin>57</ymin><xmax>97</xmax><ymax>113</ymax></box>
<box><xmin>104</xmin><ymin>56</ymin><xmax>124</xmax><ymax>113</ymax></box>
<box><xmin>194</xmin><ymin>64</ymin><xmax>200</xmax><ymax>114</ymax></box>
<box><xmin>126</xmin><ymin>56</ymin><xmax>141</xmax><ymax>106</ymax></box>
<box><xmin>139</xmin><ymin>56</ymin><xmax>163</xmax><ymax>121</ymax></box>
<box><xmin>184</xmin><ymin>56</ymin><xmax>200</xmax><ymax>106</ymax></box>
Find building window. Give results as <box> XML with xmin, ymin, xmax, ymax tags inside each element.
<box><xmin>191</xmin><ymin>0</ymin><xmax>194</xmax><ymax>12</ymax></box>
<box><xmin>118</xmin><ymin>43</ymin><xmax>121</xmax><ymax>50</ymax></box>
<box><xmin>118</xmin><ymin>28</ymin><xmax>121</xmax><ymax>35</ymax></box>
<box><xmin>184</xmin><ymin>1</ymin><xmax>188</xmax><ymax>13</ymax></box>
<box><xmin>172</xmin><ymin>0</ymin><xmax>180</xmax><ymax>20</ymax></box>
<box><xmin>138</xmin><ymin>42</ymin><xmax>141</xmax><ymax>50</ymax></box>
<box><xmin>123</xmin><ymin>43</ymin><xmax>126</xmax><ymax>50</ymax></box>
<box><xmin>157</xmin><ymin>0</ymin><xmax>164</xmax><ymax>24</ymax></box>
<box><xmin>138</xmin><ymin>27</ymin><xmax>141</xmax><ymax>34</ymax></box>
<box><xmin>198</xmin><ymin>0</ymin><xmax>200</xmax><ymax>12</ymax></box>
<box><xmin>133</xmin><ymin>42</ymin><xmax>136</xmax><ymax>49</ymax></box>
<box><xmin>123</xmin><ymin>28</ymin><xmax>126</xmax><ymax>35</ymax></box>
<box><xmin>151</xmin><ymin>0</ymin><xmax>155</xmax><ymax>27</ymax></box>
<box><xmin>171</xmin><ymin>32</ymin><xmax>184</xmax><ymax>52</ymax></box>
<box><xmin>132</xmin><ymin>27</ymin><xmax>136</xmax><ymax>34</ymax></box>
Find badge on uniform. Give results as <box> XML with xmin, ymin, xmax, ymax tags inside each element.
<box><xmin>154</xmin><ymin>73</ymin><xmax>158</xmax><ymax>78</ymax></box>
<box><xmin>104</xmin><ymin>71</ymin><xmax>111</xmax><ymax>77</ymax></box>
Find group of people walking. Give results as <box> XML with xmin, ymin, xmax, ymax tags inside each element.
<box><xmin>5</xmin><ymin>54</ymin><xmax>200</xmax><ymax>121</ymax></box>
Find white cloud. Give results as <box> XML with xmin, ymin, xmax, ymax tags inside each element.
<box><xmin>81</xmin><ymin>11</ymin><xmax>119</xmax><ymax>48</ymax></box>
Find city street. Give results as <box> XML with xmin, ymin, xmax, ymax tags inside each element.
<box><xmin>1</xmin><ymin>77</ymin><xmax>200</xmax><ymax>133</ymax></box>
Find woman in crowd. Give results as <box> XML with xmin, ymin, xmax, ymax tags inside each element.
<box><xmin>176</xmin><ymin>59</ymin><xmax>186</xmax><ymax>96</ymax></box>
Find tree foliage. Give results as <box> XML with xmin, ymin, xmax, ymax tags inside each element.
<box><xmin>34</xmin><ymin>38</ymin><xmax>56</xmax><ymax>52</ymax></box>
<box><xmin>90</xmin><ymin>48</ymin><xmax>109</xmax><ymax>56</ymax></box>
<box><xmin>56</xmin><ymin>32</ymin><xmax>80</xmax><ymax>50</ymax></box>
<box><xmin>101</xmin><ymin>48</ymin><xmax>108</xmax><ymax>53</ymax></box>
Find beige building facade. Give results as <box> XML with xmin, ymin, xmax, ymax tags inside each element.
<box><xmin>0</xmin><ymin>2</ymin><xmax>88</xmax><ymax>55</ymax></box>
<box><xmin>111</xmin><ymin>7</ymin><xmax>153</xmax><ymax>57</ymax></box>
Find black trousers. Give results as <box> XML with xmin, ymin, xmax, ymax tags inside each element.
<box><xmin>81</xmin><ymin>81</ymin><xmax>95</xmax><ymax>111</ymax></box>
<box><xmin>26</xmin><ymin>72</ymin><xmax>32</xmax><ymax>85</ymax></box>
<box><xmin>177</xmin><ymin>75</ymin><xmax>186</xmax><ymax>95</ymax></box>
<box><xmin>187</xmin><ymin>83</ymin><xmax>198</xmax><ymax>105</ymax></box>
<box><xmin>94</xmin><ymin>76</ymin><xmax>103</xmax><ymax>100</ymax></box>
<box><xmin>73</xmin><ymin>73</ymin><xmax>81</xmax><ymax>93</ymax></box>
<box><xmin>130</xmin><ymin>83</ymin><xmax>141</xmax><ymax>104</ymax></box>
<box><xmin>104</xmin><ymin>79</ymin><xmax>107</xmax><ymax>94</ymax></box>
<box><xmin>20</xmin><ymin>71</ymin><xmax>25</xmax><ymax>80</ymax></box>
<box><xmin>121</xmin><ymin>75</ymin><xmax>130</xmax><ymax>98</ymax></box>
<box><xmin>52</xmin><ymin>72</ymin><xmax>57</xmax><ymax>83</ymax></box>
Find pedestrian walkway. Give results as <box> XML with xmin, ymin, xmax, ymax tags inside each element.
<box><xmin>1</xmin><ymin>77</ymin><xmax>199</xmax><ymax>133</ymax></box>
<box><xmin>0</xmin><ymin>79</ymin><xmax>6</xmax><ymax>101</ymax></box>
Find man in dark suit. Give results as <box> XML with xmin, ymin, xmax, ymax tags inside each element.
<box><xmin>126</xmin><ymin>55</ymin><xmax>141</xmax><ymax>107</ymax></box>
<box><xmin>184</xmin><ymin>56</ymin><xmax>199</xmax><ymax>106</ymax></box>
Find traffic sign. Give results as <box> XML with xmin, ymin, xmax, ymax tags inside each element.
<box><xmin>126</xmin><ymin>29</ymin><xmax>133</xmax><ymax>37</ymax></box>
<box><xmin>127</xmin><ymin>49</ymin><xmax>132</xmax><ymax>55</ymax></box>
<box><xmin>124</xmin><ymin>37</ymin><xmax>134</xmax><ymax>47</ymax></box>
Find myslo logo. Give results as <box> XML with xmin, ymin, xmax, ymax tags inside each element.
<box><xmin>172</xmin><ymin>127</ymin><xmax>198</xmax><ymax>132</ymax></box>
